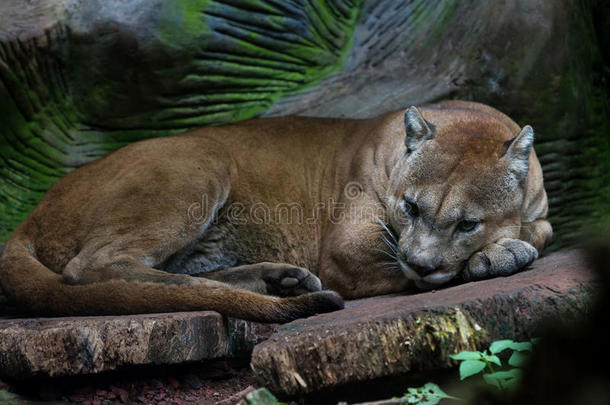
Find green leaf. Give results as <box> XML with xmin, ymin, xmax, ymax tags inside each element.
<box><xmin>482</xmin><ymin>354</ymin><xmax>502</xmax><ymax>367</ymax></box>
<box><xmin>242</xmin><ymin>388</ymin><xmax>284</xmax><ymax>404</ymax></box>
<box><xmin>482</xmin><ymin>373</ymin><xmax>502</xmax><ymax>390</ymax></box>
<box><xmin>483</xmin><ymin>369</ymin><xmax>523</xmax><ymax>391</ymax></box>
<box><xmin>510</xmin><ymin>342</ymin><xmax>533</xmax><ymax>352</ymax></box>
<box><xmin>489</xmin><ymin>340</ymin><xmax>515</xmax><ymax>354</ymax></box>
<box><xmin>489</xmin><ymin>339</ymin><xmax>532</xmax><ymax>354</ymax></box>
<box><xmin>408</xmin><ymin>396</ymin><xmax>421</xmax><ymax>404</ymax></box>
<box><xmin>502</xmin><ymin>368</ymin><xmax>524</xmax><ymax>391</ymax></box>
<box><xmin>508</xmin><ymin>351</ymin><xmax>529</xmax><ymax>367</ymax></box>
<box><xmin>459</xmin><ymin>360</ymin><xmax>487</xmax><ymax>380</ymax></box>
<box><xmin>449</xmin><ymin>351</ymin><xmax>483</xmax><ymax>361</ymax></box>
<box><xmin>402</xmin><ymin>383</ymin><xmax>461</xmax><ymax>405</ymax></box>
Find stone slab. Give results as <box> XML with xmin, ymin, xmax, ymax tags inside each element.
<box><xmin>251</xmin><ymin>250</ymin><xmax>597</xmax><ymax>396</ymax></box>
<box><xmin>0</xmin><ymin>312</ymin><xmax>275</xmax><ymax>379</ymax></box>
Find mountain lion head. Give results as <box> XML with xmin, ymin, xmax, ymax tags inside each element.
<box><xmin>383</xmin><ymin>106</ymin><xmax>537</xmax><ymax>289</ymax></box>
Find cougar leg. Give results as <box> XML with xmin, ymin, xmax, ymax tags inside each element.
<box><xmin>62</xmin><ymin>254</ymin><xmax>229</xmax><ymax>289</ymax></box>
<box><xmin>199</xmin><ymin>262</ymin><xmax>322</xmax><ymax>296</ymax></box>
<box><xmin>57</xmin><ymin>253</ymin><xmax>343</xmax><ymax>322</ymax></box>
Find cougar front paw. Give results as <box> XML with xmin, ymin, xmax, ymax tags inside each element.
<box><xmin>261</xmin><ymin>263</ymin><xmax>322</xmax><ymax>296</ymax></box>
<box><xmin>463</xmin><ymin>238</ymin><xmax>538</xmax><ymax>282</ymax></box>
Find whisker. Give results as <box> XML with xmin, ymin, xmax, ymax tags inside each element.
<box><xmin>372</xmin><ymin>248</ymin><xmax>398</xmax><ymax>260</ymax></box>
<box><xmin>380</xmin><ymin>234</ymin><xmax>398</xmax><ymax>254</ymax></box>
<box><xmin>375</xmin><ymin>217</ymin><xmax>398</xmax><ymax>243</ymax></box>
<box><xmin>372</xmin><ymin>216</ymin><xmax>402</xmax><ymax>267</ymax></box>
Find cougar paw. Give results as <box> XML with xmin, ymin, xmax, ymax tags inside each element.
<box><xmin>305</xmin><ymin>290</ymin><xmax>345</xmax><ymax>312</ymax></box>
<box><xmin>280</xmin><ymin>290</ymin><xmax>345</xmax><ymax>322</ymax></box>
<box><xmin>261</xmin><ymin>264</ymin><xmax>322</xmax><ymax>297</ymax></box>
<box><xmin>463</xmin><ymin>238</ymin><xmax>538</xmax><ymax>281</ymax></box>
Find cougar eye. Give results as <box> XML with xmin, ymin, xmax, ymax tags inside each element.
<box><xmin>457</xmin><ymin>220</ymin><xmax>480</xmax><ymax>232</ymax></box>
<box><xmin>404</xmin><ymin>199</ymin><xmax>419</xmax><ymax>217</ymax></box>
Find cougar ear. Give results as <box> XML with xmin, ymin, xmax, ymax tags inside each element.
<box><xmin>504</xmin><ymin>125</ymin><xmax>534</xmax><ymax>181</ymax></box>
<box><xmin>404</xmin><ymin>106</ymin><xmax>434</xmax><ymax>153</ymax></box>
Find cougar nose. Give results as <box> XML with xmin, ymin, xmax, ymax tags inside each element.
<box><xmin>406</xmin><ymin>260</ymin><xmax>437</xmax><ymax>277</ymax></box>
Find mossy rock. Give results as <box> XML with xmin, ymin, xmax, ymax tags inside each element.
<box><xmin>0</xmin><ymin>0</ymin><xmax>608</xmax><ymax>248</ymax></box>
<box><xmin>0</xmin><ymin>0</ymin><xmax>361</xmax><ymax>242</ymax></box>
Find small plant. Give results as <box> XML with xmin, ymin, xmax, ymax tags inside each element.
<box><xmin>396</xmin><ymin>383</ymin><xmax>459</xmax><ymax>405</ymax></box>
<box><xmin>449</xmin><ymin>338</ymin><xmax>538</xmax><ymax>392</ymax></box>
<box><xmin>338</xmin><ymin>383</ymin><xmax>459</xmax><ymax>405</ymax></box>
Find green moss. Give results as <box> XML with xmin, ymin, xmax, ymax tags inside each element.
<box><xmin>428</xmin><ymin>1</ymin><xmax>459</xmax><ymax>44</ymax></box>
<box><xmin>159</xmin><ymin>0</ymin><xmax>211</xmax><ymax>48</ymax></box>
<box><xmin>410</xmin><ymin>309</ymin><xmax>489</xmax><ymax>360</ymax></box>
<box><xmin>0</xmin><ymin>1</ymin><xmax>364</xmax><ymax>241</ymax></box>
<box><xmin>0</xmin><ymin>87</ymin><xmax>65</xmax><ymax>241</ymax></box>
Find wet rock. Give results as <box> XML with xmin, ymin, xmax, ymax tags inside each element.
<box><xmin>251</xmin><ymin>250</ymin><xmax>597</xmax><ymax>396</ymax></box>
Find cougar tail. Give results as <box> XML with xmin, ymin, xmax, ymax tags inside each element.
<box><xmin>0</xmin><ymin>237</ymin><xmax>344</xmax><ymax>323</ymax></box>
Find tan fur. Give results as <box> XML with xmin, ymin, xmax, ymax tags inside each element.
<box><xmin>0</xmin><ymin>101</ymin><xmax>552</xmax><ymax>320</ymax></box>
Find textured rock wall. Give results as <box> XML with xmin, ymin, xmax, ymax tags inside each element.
<box><xmin>0</xmin><ymin>0</ymin><xmax>361</xmax><ymax>241</ymax></box>
<box><xmin>0</xmin><ymin>0</ymin><xmax>608</xmax><ymax>247</ymax></box>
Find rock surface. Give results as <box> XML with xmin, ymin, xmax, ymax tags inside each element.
<box><xmin>251</xmin><ymin>250</ymin><xmax>596</xmax><ymax>396</ymax></box>
<box><xmin>0</xmin><ymin>312</ymin><xmax>275</xmax><ymax>379</ymax></box>
<box><xmin>0</xmin><ymin>250</ymin><xmax>597</xmax><ymax>386</ymax></box>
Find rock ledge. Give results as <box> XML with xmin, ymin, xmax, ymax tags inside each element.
<box><xmin>251</xmin><ymin>250</ymin><xmax>596</xmax><ymax>396</ymax></box>
<box><xmin>0</xmin><ymin>312</ymin><xmax>274</xmax><ymax>378</ymax></box>
<box><xmin>0</xmin><ymin>250</ymin><xmax>595</xmax><ymax>385</ymax></box>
